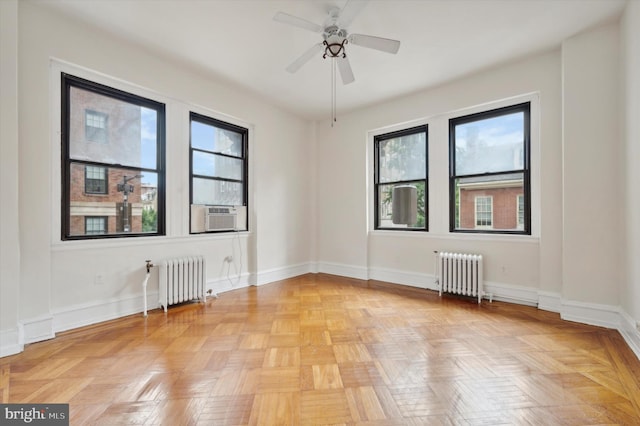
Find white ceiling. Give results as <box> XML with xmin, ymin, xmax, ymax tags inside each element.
<box><xmin>37</xmin><ymin>0</ymin><xmax>627</xmax><ymax>120</ymax></box>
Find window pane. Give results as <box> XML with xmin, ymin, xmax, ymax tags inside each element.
<box><xmin>475</xmin><ymin>196</ymin><xmax>493</xmax><ymax>227</ymax></box>
<box><xmin>454</xmin><ymin>173</ymin><xmax>524</xmax><ymax>231</ymax></box>
<box><xmin>454</xmin><ymin>111</ymin><xmax>524</xmax><ymax>176</ymax></box>
<box><xmin>192</xmin><ymin>177</ymin><xmax>243</xmax><ymax>206</ymax></box>
<box><xmin>191</xmin><ymin>120</ymin><xmax>243</xmax><ymax>157</ymax></box>
<box><xmin>69</xmin><ymin>86</ymin><xmax>157</xmax><ymax>169</ymax></box>
<box><xmin>378</xmin><ymin>132</ymin><xmax>426</xmax><ymax>183</ymax></box>
<box><xmin>85</xmin><ymin>217</ymin><xmax>106</xmax><ymax>234</ymax></box>
<box><xmin>85</xmin><ymin>110</ymin><xmax>108</xmax><ymax>143</ymax></box>
<box><xmin>68</xmin><ymin>162</ymin><xmax>157</xmax><ymax>236</ymax></box>
<box><xmin>377</xmin><ymin>181</ymin><xmax>425</xmax><ymax>229</ymax></box>
<box><xmin>85</xmin><ymin>165</ymin><xmax>107</xmax><ymax>194</ymax></box>
<box><xmin>193</xmin><ymin>150</ymin><xmax>243</xmax><ymax>180</ymax></box>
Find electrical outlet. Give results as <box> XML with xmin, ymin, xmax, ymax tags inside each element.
<box><xmin>94</xmin><ymin>274</ymin><xmax>104</xmax><ymax>285</ymax></box>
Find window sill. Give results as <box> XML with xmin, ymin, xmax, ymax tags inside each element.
<box><xmin>51</xmin><ymin>230</ymin><xmax>251</xmax><ymax>251</ymax></box>
<box><xmin>369</xmin><ymin>229</ymin><xmax>539</xmax><ymax>244</ymax></box>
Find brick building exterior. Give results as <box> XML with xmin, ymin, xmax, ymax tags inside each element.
<box><xmin>68</xmin><ymin>87</ymin><xmax>145</xmax><ymax>236</ymax></box>
<box><xmin>458</xmin><ymin>175</ymin><xmax>523</xmax><ymax>231</ymax></box>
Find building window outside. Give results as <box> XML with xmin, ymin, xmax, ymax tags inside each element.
<box><xmin>374</xmin><ymin>125</ymin><xmax>428</xmax><ymax>231</ymax></box>
<box><xmin>85</xmin><ymin>216</ymin><xmax>107</xmax><ymax>235</ymax></box>
<box><xmin>190</xmin><ymin>112</ymin><xmax>248</xmax><ymax>232</ymax></box>
<box><xmin>62</xmin><ymin>73</ymin><xmax>165</xmax><ymax>239</ymax></box>
<box><xmin>450</xmin><ymin>102</ymin><xmax>530</xmax><ymax>234</ymax></box>
<box><xmin>85</xmin><ymin>110</ymin><xmax>108</xmax><ymax>143</ymax></box>
<box><xmin>475</xmin><ymin>196</ymin><xmax>493</xmax><ymax>228</ymax></box>
<box><xmin>84</xmin><ymin>165</ymin><xmax>107</xmax><ymax>194</ymax></box>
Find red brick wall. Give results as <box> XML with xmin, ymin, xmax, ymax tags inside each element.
<box><xmin>69</xmin><ymin>163</ymin><xmax>142</xmax><ymax>235</ymax></box>
<box><xmin>459</xmin><ymin>187</ymin><xmax>522</xmax><ymax>230</ymax></box>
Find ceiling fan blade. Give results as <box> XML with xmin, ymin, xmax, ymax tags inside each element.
<box><xmin>348</xmin><ymin>33</ymin><xmax>401</xmax><ymax>54</ymax></box>
<box><xmin>338</xmin><ymin>0</ymin><xmax>368</xmax><ymax>29</ymax></box>
<box><xmin>274</xmin><ymin>11</ymin><xmax>323</xmax><ymax>33</ymax></box>
<box><xmin>336</xmin><ymin>56</ymin><xmax>355</xmax><ymax>85</ymax></box>
<box><xmin>286</xmin><ymin>43</ymin><xmax>324</xmax><ymax>73</ymax></box>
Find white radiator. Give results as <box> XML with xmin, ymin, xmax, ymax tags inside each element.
<box><xmin>159</xmin><ymin>256</ymin><xmax>207</xmax><ymax>312</ymax></box>
<box><xmin>437</xmin><ymin>252</ymin><xmax>484</xmax><ymax>303</ymax></box>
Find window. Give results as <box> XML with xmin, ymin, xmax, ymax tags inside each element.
<box><xmin>190</xmin><ymin>112</ymin><xmax>248</xmax><ymax>232</ymax></box>
<box><xmin>85</xmin><ymin>110</ymin><xmax>108</xmax><ymax>143</ymax></box>
<box><xmin>84</xmin><ymin>165</ymin><xmax>107</xmax><ymax>194</ymax></box>
<box><xmin>450</xmin><ymin>103</ymin><xmax>530</xmax><ymax>234</ymax></box>
<box><xmin>374</xmin><ymin>125</ymin><xmax>428</xmax><ymax>230</ymax></box>
<box><xmin>475</xmin><ymin>196</ymin><xmax>493</xmax><ymax>228</ymax></box>
<box><xmin>61</xmin><ymin>73</ymin><xmax>165</xmax><ymax>239</ymax></box>
<box><xmin>85</xmin><ymin>216</ymin><xmax>107</xmax><ymax>235</ymax></box>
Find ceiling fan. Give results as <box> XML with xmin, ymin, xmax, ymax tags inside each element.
<box><xmin>274</xmin><ymin>0</ymin><xmax>401</xmax><ymax>85</ymax></box>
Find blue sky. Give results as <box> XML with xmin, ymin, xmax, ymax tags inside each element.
<box><xmin>140</xmin><ymin>107</ymin><xmax>158</xmax><ymax>186</ymax></box>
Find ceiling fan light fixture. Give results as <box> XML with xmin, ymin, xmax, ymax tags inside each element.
<box><xmin>323</xmin><ymin>38</ymin><xmax>347</xmax><ymax>58</ymax></box>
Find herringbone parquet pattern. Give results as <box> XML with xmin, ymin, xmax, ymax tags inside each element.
<box><xmin>2</xmin><ymin>273</ymin><xmax>639</xmax><ymax>425</ymax></box>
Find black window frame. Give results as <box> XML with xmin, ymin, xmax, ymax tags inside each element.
<box><xmin>189</xmin><ymin>112</ymin><xmax>249</xmax><ymax>233</ymax></box>
<box><xmin>449</xmin><ymin>102</ymin><xmax>531</xmax><ymax>235</ymax></box>
<box><xmin>61</xmin><ymin>73</ymin><xmax>166</xmax><ymax>240</ymax></box>
<box><xmin>373</xmin><ymin>125</ymin><xmax>429</xmax><ymax>231</ymax></box>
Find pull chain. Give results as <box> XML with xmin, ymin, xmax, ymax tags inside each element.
<box><xmin>331</xmin><ymin>58</ymin><xmax>336</xmax><ymax>127</ymax></box>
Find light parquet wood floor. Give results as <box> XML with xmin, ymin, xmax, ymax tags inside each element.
<box><xmin>2</xmin><ymin>273</ymin><xmax>640</xmax><ymax>425</ymax></box>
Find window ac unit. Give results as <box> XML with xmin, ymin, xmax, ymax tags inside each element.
<box><xmin>205</xmin><ymin>206</ymin><xmax>237</xmax><ymax>231</ymax></box>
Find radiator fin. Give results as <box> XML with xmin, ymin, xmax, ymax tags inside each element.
<box><xmin>438</xmin><ymin>252</ymin><xmax>484</xmax><ymax>303</ymax></box>
<box><xmin>159</xmin><ymin>256</ymin><xmax>206</xmax><ymax>312</ymax></box>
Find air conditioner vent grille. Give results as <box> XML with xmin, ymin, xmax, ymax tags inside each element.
<box><xmin>205</xmin><ymin>206</ymin><xmax>237</xmax><ymax>231</ymax></box>
<box><xmin>208</xmin><ymin>207</ymin><xmax>232</xmax><ymax>214</ymax></box>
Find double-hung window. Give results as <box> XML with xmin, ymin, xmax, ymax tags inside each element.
<box><xmin>61</xmin><ymin>73</ymin><xmax>165</xmax><ymax>239</ymax></box>
<box><xmin>374</xmin><ymin>125</ymin><xmax>428</xmax><ymax>230</ymax></box>
<box><xmin>190</xmin><ymin>112</ymin><xmax>248</xmax><ymax>232</ymax></box>
<box><xmin>449</xmin><ymin>102</ymin><xmax>530</xmax><ymax>234</ymax></box>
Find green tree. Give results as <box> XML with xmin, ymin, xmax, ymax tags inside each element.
<box><xmin>142</xmin><ymin>208</ymin><xmax>157</xmax><ymax>232</ymax></box>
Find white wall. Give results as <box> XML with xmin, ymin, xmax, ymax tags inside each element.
<box><xmin>316</xmin><ymin>49</ymin><xmax>562</xmax><ymax>307</ymax></box>
<box><xmin>0</xmin><ymin>0</ymin><xmax>22</xmax><ymax>356</ymax></box>
<box><xmin>622</xmin><ymin>1</ymin><xmax>640</xmax><ymax>333</ymax></box>
<box><xmin>561</xmin><ymin>23</ymin><xmax>621</xmax><ymax>309</ymax></box>
<box><xmin>0</xmin><ymin>0</ymin><xmax>314</xmax><ymax>355</ymax></box>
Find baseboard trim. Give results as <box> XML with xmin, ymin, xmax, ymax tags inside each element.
<box><xmin>52</xmin><ymin>293</ymin><xmax>158</xmax><ymax>334</ymax></box>
<box><xmin>20</xmin><ymin>315</ymin><xmax>54</xmax><ymax>345</ymax></box>
<box><xmin>619</xmin><ymin>310</ymin><xmax>640</xmax><ymax>360</ymax></box>
<box><xmin>483</xmin><ymin>280</ymin><xmax>538</xmax><ymax>306</ymax></box>
<box><xmin>538</xmin><ymin>291</ymin><xmax>562</xmax><ymax>313</ymax></box>
<box><xmin>368</xmin><ymin>267</ymin><xmax>435</xmax><ymax>290</ymax></box>
<box><xmin>317</xmin><ymin>262</ymin><xmax>369</xmax><ymax>280</ymax></box>
<box><xmin>255</xmin><ymin>262</ymin><xmax>314</xmax><ymax>286</ymax></box>
<box><xmin>0</xmin><ymin>328</ymin><xmax>22</xmax><ymax>358</ymax></box>
<box><xmin>560</xmin><ymin>299</ymin><xmax>622</xmax><ymax>330</ymax></box>
<box><xmin>207</xmin><ymin>273</ymin><xmax>252</xmax><ymax>295</ymax></box>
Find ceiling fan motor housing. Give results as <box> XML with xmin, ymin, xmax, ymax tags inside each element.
<box><xmin>323</xmin><ymin>26</ymin><xmax>348</xmax><ymax>58</ymax></box>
